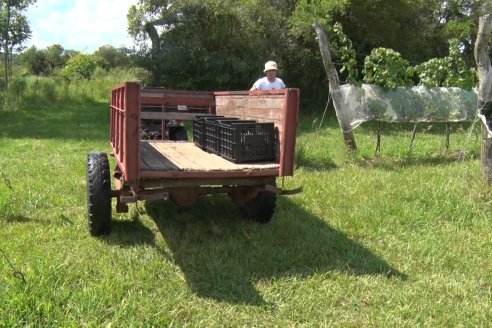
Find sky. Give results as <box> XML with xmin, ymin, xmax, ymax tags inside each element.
<box><xmin>25</xmin><ymin>0</ymin><xmax>139</xmax><ymax>53</ymax></box>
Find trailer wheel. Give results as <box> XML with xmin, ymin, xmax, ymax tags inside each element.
<box><xmin>240</xmin><ymin>182</ymin><xmax>277</xmax><ymax>224</ymax></box>
<box><xmin>169</xmin><ymin>126</ymin><xmax>189</xmax><ymax>141</ymax></box>
<box><xmin>86</xmin><ymin>152</ymin><xmax>112</xmax><ymax>236</ymax></box>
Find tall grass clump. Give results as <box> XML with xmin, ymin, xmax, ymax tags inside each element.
<box><xmin>0</xmin><ymin>67</ymin><xmax>149</xmax><ymax>110</ymax></box>
<box><xmin>57</xmin><ymin>66</ymin><xmax>149</xmax><ymax>103</ymax></box>
<box><xmin>0</xmin><ymin>179</ymin><xmax>11</xmax><ymax>215</ymax></box>
<box><xmin>1</xmin><ymin>76</ymin><xmax>28</xmax><ymax>109</ymax></box>
<box><xmin>23</xmin><ymin>76</ymin><xmax>57</xmax><ymax>104</ymax></box>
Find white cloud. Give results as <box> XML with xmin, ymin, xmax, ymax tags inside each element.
<box><xmin>25</xmin><ymin>0</ymin><xmax>138</xmax><ymax>53</ymax></box>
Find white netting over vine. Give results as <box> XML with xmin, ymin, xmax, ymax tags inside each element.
<box><xmin>331</xmin><ymin>84</ymin><xmax>478</xmax><ymax>133</ymax></box>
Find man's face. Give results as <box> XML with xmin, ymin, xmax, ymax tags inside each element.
<box><xmin>266</xmin><ymin>69</ymin><xmax>277</xmax><ymax>80</ymax></box>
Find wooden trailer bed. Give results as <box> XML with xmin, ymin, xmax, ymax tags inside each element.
<box><xmin>139</xmin><ymin>141</ymin><xmax>280</xmax><ymax>179</ymax></box>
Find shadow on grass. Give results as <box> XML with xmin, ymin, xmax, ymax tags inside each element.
<box><xmin>141</xmin><ymin>195</ymin><xmax>406</xmax><ymax>306</ymax></box>
<box><xmin>358</xmin><ymin>121</ymin><xmax>478</xmax><ymax>136</ymax></box>
<box><xmin>354</xmin><ymin>149</ymin><xmax>480</xmax><ymax>171</ymax></box>
<box><xmin>0</xmin><ymin>100</ymin><xmax>109</xmax><ymax>140</ymax></box>
<box><xmin>4</xmin><ymin>214</ymin><xmax>32</xmax><ymax>223</ymax></box>
<box><xmin>295</xmin><ymin>157</ymin><xmax>338</xmax><ymax>171</ymax></box>
<box><xmin>103</xmin><ymin>217</ymin><xmax>156</xmax><ymax>247</ymax></box>
<box><xmin>295</xmin><ymin>145</ymin><xmax>338</xmax><ymax>171</ymax></box>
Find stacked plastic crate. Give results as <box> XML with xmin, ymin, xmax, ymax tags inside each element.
<box><xmin>193</xmin><ymin>115</ymin><xmax>275</xmax><ymax>163</ymax></box>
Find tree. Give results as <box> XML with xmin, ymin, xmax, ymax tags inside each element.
<box><xmin>290</xmin><ymin>0</ymin><xmax>486</xmax><ymax>64</ymax></box>
<box><xmin>93</xmin><ymin>45</ymin><xmax>131</xmax><ymax>69</ymax></box>
<box><xmin>19</xmin><ymin>45</ymin><xmax>46</xmax><ymax>75</ymax></box>
<box><xmin>62</xmin><ymin>54</ymin><xmax>98</xmax><ymax>80</ymax></box>
<box><xmin>44</xmin><ymin>44</ymin><xmax>67</xmax><ymax>73</ymax></box>
<box><xmin>19</xmin><ymin>44</ymin><xmax>75</xmax><ymax>76</ymax></box>
<box><xmin>126</xmin><ymin>0</ymin><xmax>486</xmax><ymax>109</ymax></box>
<box><xmin>0</xmin><ymin>0</ymin><xmax>36</xmax><ymax>92</ymax></box>
<box><xmin>289</xmin><ymin>0</ymin><xmax>487</xmax><ymax>106</ymax></box>
<box><xmin>425</xmin><ymin>0</ymin><xmax>488</xmax><ymax>65</ymax></box>
<box><xmin>127</xmin><ymin>0</ymin><xmax>294</xmax><ymax>90</ymax></box>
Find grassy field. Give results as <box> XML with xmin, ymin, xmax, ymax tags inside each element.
<box><xmin>1</xmin><ymin>95</ymin><xmax>492</xmax><ymax>326</ymax></box>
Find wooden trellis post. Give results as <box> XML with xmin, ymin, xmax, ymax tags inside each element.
<box><xmin>475</xmin><ymin>14</ymin><xmax>492</xmax><ymax>184</ymax></box>
<box><xmin>313</xmin><ymin>22</ymin><xmax>357</xmax><ymax>152</ymax></box>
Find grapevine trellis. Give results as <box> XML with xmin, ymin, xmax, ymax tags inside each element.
<box><xmin>313</xmin><ymin>21</ymin><xmax>481</xmax><ymax>156</ymax></box>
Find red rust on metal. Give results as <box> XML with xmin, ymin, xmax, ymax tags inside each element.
<box><xmin>280</xmin><ymin>88</ymin><xmax>300</xmax><ymax>176</ymax></box>
<box><xmin>110</xmin><ymin>82</ymin><xmax>140</xmax><ymax>189</ymax></box>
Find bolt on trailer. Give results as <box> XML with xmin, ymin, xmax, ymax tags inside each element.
<box><xmin>86</xmin><ymin>82</ymin><xmax>300</xmax><ymax>236</ymax></box>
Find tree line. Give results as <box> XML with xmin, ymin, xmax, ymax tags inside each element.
<box><xmin>3</xmin><ymin>0</ymin><xmax>492</xmax><ymax>109</ymax></box>
<box><xmin>126</xmin><ymin>0</ymin><xmax>490</xmax><ymax>107</ymax></box>
<box><xmin>19</xmin><ymin>44</ymin><xmax>136</xmax><ymax>79</ymax></box>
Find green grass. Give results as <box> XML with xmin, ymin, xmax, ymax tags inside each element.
<box><xmin>1</xmin><ymin>99</ymin><xmax>492</xmax><ymax>326</ymax></box>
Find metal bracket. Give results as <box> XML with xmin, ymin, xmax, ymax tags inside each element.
<box><xmin>265</xmin><ymin>184</ymin><xmax>303</xmax><ymax>196</ymax></box>
<box><xmin>119</xmin><ymin>188</ymin><xmax>138</xmax><ymax>203</ymax></box>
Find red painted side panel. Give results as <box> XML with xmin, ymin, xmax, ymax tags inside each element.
<box><xmin>110</xmin><ymin>82</ymin><xmax>140</xmax><ymax>188</ymax></box>
<box><xmin>140</xmin><ymin>89</ymin><xmax>215</xmax><ymax>111</ymax></box>
<box><xmin>214</xmin><ymin>89</ymin><xmax>300</xmax><ymax>176</ymax></box>
<box><xmin>280</xmin><ymin>89</ymin><xmax>300</xmax><ymax>176</ymax></box>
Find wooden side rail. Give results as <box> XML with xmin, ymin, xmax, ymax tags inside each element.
<box><xmin>110</xmin><ymin>82</ymin><xmax>140</xmax><ymax>188</ymax></box>
<box><xmin>140</xmin><ymin>112</ymin><xmax>214</xmax><ymax>121</ymax></box>
<box><xmin>141</xmin><ymin>88</ymin><xmax>215</xmax><ymax>111</ymax></box>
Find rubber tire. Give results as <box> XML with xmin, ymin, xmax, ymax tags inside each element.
<box><xmin>240</xmin><ymin>182</ymin><xmax>277</xmax><ymax>224</ymax></box>
<box><xmin>169</xmin><ymin>126</ymin><xmax>189</xmax><ymax>141</ymax></box>
<box><xmin>86</xmin><ymin>152</ymin><xmax>112</xmax><ymax>236</ymax></box>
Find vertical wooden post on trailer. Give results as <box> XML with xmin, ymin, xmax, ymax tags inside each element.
<box><xmin>313</xmin><ymin>22</ymin><xmax>357</xmax><ymax>152</ymax></box>
<box><xmin>475</xmin><ymin>14</ymin><xmax>492</xmax><ymax>184</ymax></box>
<box><xmin>161</xmin><ymin>104</ymin><xmax>166</xmax><ymax>140</ymax></box>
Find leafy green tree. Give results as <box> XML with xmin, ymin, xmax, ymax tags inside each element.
<box><xmin>19</xmin><ymin>45</ymin><xmax>47</xmax><ymax>75</ymax></box>
<box><xmin>290</xmin><ymin>0</ymin><xmax>485</xmax><ymax>104</ymax></box>
<box><xmin>127</xmin><ymin>0</ymin><xmax>294</xmax><ymax>90</ymax></box>
<box><xmin>431</xmin><ymin>0</ymin><xmax>487</xmax><ymax>64</ymax></box>
<box><xmin>20</xmin><ymin>44</ymin><xmax>76</xmax><ymax>76</ymax></box>
<box><xmin>126</xmin><ymin>0</ymin><xmax>485</xmax><ymax>109</ymax></box>
<box><xmin>44</xmin><ymin>44</ymin><xmax>68</xmax><ymax>73</ymax></box>
<box><xmin>291</xmin><ymin>0</ymin><xmax>486</xmax><ymax>64</ymax></box>
<box><xmin>62</xmin><ymin>54</ymin><xmax>98</xmax><ymax>80</ymax></box>
<box><xmin>0</xmin><ymin>0</ymin><xmax>36</xmax><ymax>92</ymax></box>
<box><xmin>93</xmin><ymin>45</ymin><xmax>131</xmax><ymax>69</ymax></box>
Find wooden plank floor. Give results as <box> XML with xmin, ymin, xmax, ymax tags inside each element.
<box><xmin>140</xmin><ymin>141</ymin><xmax>279</xmax><ymax>172</ymax></box>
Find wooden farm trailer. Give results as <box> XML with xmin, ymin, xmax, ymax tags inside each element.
<box><xmin>86</xmin><ymin>82</ymin><xmax>300</xmax><ymax>235</ymax></box>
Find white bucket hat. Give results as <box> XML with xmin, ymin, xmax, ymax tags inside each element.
<box><xmin>263</xmin><ymin>61</ymin><xmax>278</xmax><ymax>72</ymax></box>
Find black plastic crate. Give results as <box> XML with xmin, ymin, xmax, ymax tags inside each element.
<box><xmin>193</xmin><ymin>115</ymin><xmax>223</xmax><ymax>149</ymax></box>
<box><xmin>204</xmin><ymin>117</ymin><xmax>240</xmax><ymax>154</ymax></box>
<box><xmin>218</xmin><ymin>121</ymin><xmax>275</xmax><ymax>163</ymax></box>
